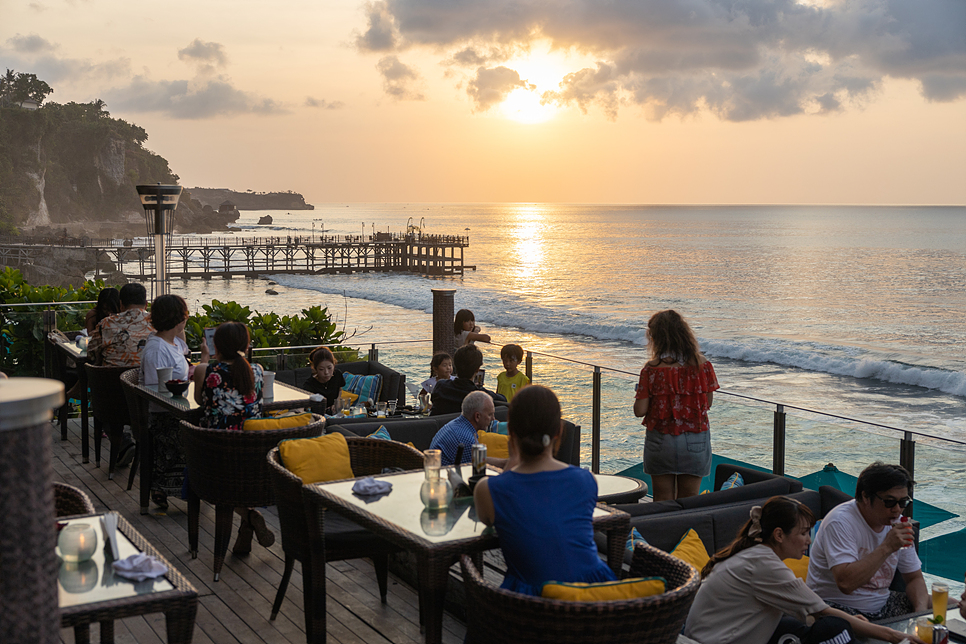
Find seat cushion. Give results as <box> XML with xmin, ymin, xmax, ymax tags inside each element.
<box><xmin>243</xmin><ymin>412</ymin><xmax>314</xmax><ymax>431</ymax></box>
<box><xmin>541</xmin><ymin>576</ymin><xmax>667</xmax><ymax>602</ymax></box>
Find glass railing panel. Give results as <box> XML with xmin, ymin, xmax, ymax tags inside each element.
<box><xmin>708</xmin><ymin>394</ymin><xmax>778</xmax><ymax>473</ymax></box>
<box><xmin>783</xmin><ymin>411</ymin><xmax>897</xmax><ymax>482</ymax></box>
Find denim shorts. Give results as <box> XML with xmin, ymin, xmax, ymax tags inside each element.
<box><xmin>643</xmin><ymin>430</ymin><xmax>711</xmax><ymax>477</ymax></box>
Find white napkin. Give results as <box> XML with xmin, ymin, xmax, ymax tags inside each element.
<box><xmin>100</xmin><ymin>512</ymin><xmax>120</xmax><ymax>560</ymax></box>
<box><xmin>112</xmin><ymin>553</ymin><xmax>168</xmax><ymax>581</ymax></box>
<box><xmin>352</xmin><ymin>477</ymin><xmax>392</xmax><ymax>496</ymax></box>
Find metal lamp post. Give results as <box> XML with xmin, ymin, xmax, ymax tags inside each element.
<box><xmin>136</xmin><ymin>183</ymin><xmax>182</xmax><ymax>298</ymax></box>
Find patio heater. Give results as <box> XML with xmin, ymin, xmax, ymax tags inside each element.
<box><xmin>136</xmin><ymin>183</ymin><xmax>182</xmax><ymax>298</ymax></box>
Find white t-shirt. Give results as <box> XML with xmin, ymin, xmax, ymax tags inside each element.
<box><xmin>685</xmin><ymin>545</ymin><xmax>827</xmax><ymax>644</ymax></box>
<box><xmin>457</xmin><ymin>329</ymin><xmax>473</xmax><ymax>346</ymax></box>
<box><xmin>139</xmin><ymin>334</ymin><xmax>189</xmax><ymax>385</ymax></box>
<box><xmin>807</xmin><ymin>499</ymin><xmax>921</xmax><ymax>613</ymax></box>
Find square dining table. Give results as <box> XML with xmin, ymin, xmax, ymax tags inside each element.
<box><xmin>127</xmin><ymin>376</ymin><xmax>314</xmax><ymax>514</ymax></box>
<box><xmin>58</xmin><ymin>512</ymin><xmax>198</xmax><ymax>643</ymax></box>
<box><xmin>301</xmin><ymin>464</ymin><xmax>631</xmax><ymax>644</ymax></box>
<box><xmin>51</xmin><ymin>339</ymin><xmax>91</xmax><ymax>462</ymax></box>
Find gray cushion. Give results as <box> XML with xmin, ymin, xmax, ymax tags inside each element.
<box><xmin>678</xmin><ymin>477</ymin><xmax>794</xmax><ymax>510</ymax></box>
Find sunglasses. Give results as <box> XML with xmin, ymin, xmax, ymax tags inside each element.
<box><xmin>874</xmin><ymin>493</ymin><xmax>913</xmax><ymax>509</ymax></box>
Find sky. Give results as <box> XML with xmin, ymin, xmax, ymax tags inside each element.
<box><xmin>2</xmin><ymin>0</ymin><xmax>965</xmax><ymax>205</ymax></box>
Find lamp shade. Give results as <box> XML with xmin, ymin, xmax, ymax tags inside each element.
<box><xmin>136</xmin><ymin>183</ymin><xmax>181</xmax><ymax>235</ymax></box>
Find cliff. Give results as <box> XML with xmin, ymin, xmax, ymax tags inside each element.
<box><xmin>0</xmin><ymin>101</ymin><xmax>238</xmax><ymax>237</ymax></box>
<box><xmin>188</xmin><ymin>188</ymin><xmax>314</xmax><ymax>210</ymax></box>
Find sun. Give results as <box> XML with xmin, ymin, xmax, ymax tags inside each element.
<box><xmin>501</xmin><ymin>88</ymin><xmax>557</xmax><ymax>123</ymax></box>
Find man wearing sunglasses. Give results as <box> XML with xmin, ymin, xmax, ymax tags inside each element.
<box><xmin>807</xmin><ymin>462</ymin><xmax>929</xmax><ymax>620</ymax></box>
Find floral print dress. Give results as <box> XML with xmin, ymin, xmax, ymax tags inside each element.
<box><xmin>200</xmin><ymin>361</ymin><xmax>264</xmax><ymax>430</ymax></box>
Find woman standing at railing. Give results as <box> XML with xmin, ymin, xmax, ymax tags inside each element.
<box><xmin>633</xmin><ymin>310</ymin><xmax>719</xmax><ymax>501</ymax></box>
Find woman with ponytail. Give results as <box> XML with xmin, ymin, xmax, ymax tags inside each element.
<box><xmin>684</xmin><ymin>496</ymin><xmax>924</xmax><ymax>644</ymax></box>
<box><xmin>473</xmin><ymin>385</ymin><xmax>616</xmax><ymax>596</ymax></box>
<box><xmin>193</xmin><ymin>321</ymin><xmax>263</xmax><ymax>429</ymax></box>
<box><xmin>191</xmin><ymin>321</ymin><xmax>274</xmax><ymax>554</ymax></box>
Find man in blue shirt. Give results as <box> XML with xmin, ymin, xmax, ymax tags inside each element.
<box><xmin>429</xmin><ymin>390</ymin><xmax>505</xmax><ymax>467</ymax></box>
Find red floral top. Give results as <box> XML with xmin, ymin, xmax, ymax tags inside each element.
<box><xmin>635</xmin><ymin>361</ymin><xmax>719</xmax><ymax>436</ymax></box>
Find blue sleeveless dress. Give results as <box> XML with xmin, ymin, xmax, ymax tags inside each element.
<box><xmin>487</xmin><ymin>466</ymin><xmax>617</xmax><ymax>596</ymax></box>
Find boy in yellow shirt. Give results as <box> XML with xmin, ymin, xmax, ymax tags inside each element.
<box><xmin>496</xmin><ymin>344</ymin><xmax>530</xmax><ymax>402</ymax></box>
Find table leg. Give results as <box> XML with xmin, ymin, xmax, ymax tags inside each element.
<box><xmin>164</xmin><ymin>603</ymin><xmax>198</xmax><ymax>644</ymax></box>
<box><xmin>416</xmin><ymin>554</ymin><xmax>450</xmax><ymax>644</ymax></box>
<box><xmin>98</xmin><ymin>619</ymin><xmax>114</xmax><ymax>644</ymax></box>
<box><xmin>74</xmin><ymin>623</ymin><xmax>91</xmax><ymax>644</ymax></box>
<box><xmin>80</xmin><ymin>375</ymin><xmax>89</xmax><ymax>464</ymax></box>
<box><xmin>603</xmin><ymin>515</ymin><xmax>631</xmax><ymax>577</ymax></box>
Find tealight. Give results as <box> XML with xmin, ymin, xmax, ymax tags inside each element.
<box><xmin>58</xmin><ymin>523</ymin><xmax>98</xmax><ymax>563</ymax></box>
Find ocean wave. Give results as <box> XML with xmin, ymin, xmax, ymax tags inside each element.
<box><xmin>701</xmin><ymin>338</ymin><xmax>966</xmax><ymax>397</ymax></box>
<box><xmin>268</xmin><ymin>273</ymin><xmax>966</xmax><ymax>398</ymax></box>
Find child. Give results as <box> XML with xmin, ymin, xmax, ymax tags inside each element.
<box><xmin>303</xmin><ymin>346</ymin><xmax>346</xmax><ymax>413</ymax></box>
<box><xmin>455</xmin><ymin>308</ymin><xmax>491</xmax><ymax>345</ymax></box>
<box><xmin>419</xmin><ymin>351</ymin><xmax>454</xmax><ymax>397</ymax></box>
<box><xmin>496</xmin><ymin>344</ymin><xmax>529</xmax><ymax>402</ymax></box>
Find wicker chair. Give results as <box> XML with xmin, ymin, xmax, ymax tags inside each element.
<box><xmin>118</xmin><ymin>369</ymin><xmax>144</xmax><ymax>492</ymax></box>
<box><xmin>84</xmin><ymin>363</ymin><xmax>134</xmax><ymax>478</ymax></box>
<box><xmin>266</xmin><ymin>437</ymin><xmax>424</xmax><ymax>638</ymax></box>
<box><xmin>54</xmin><ymin>482</ymin><xmax>95</xmax><ymax>517</ymax></box>
<box><xmin>180</xmin><ymin>416</ymin><xmax>326</xmax><ymax>581</ymax></box>
<box><xmin>459</xmin><ymin>542</ymin><xmax>701</xmax><ymax>644</ymax></box>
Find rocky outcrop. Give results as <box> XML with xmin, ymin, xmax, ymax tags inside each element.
<box><xmin>9</xmin><ymin>246</ymin><xmax>119</xmax><ymax>289</ymax></box>
<box><xmin>189</xmin><ymin>188</ymin><xmax>314</xmax><ymax>210</ymax></box>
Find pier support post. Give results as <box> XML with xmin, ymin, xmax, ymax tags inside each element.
<box><xmin>432</xmin><ymin>289</ymin><xmax>456</xmax><ymax>357</ymax></box>
<box><xmin>773</xmin><ymin>404</ymin><xmax>786</xmax><ymax>476</ymax></box>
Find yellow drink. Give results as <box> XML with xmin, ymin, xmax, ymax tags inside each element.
<box><xmin>916</xmin><ymin>617</ymin><xmax>933</xmax><ymax>641</ymax></box>
<box><xmin>933</xmin><ymin>583</ymin><xmax>948</xmax><ymax>622</ymax></box>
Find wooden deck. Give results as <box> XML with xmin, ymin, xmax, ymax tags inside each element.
<box><xmin>51</xmin><ymin>416</ymin><xmax>468</xmax><ymax>644</ymax></box>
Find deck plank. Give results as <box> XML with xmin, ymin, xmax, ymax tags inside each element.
<box><xmin>51</xmin><ymin>417</ymin><xmax>467</xmax><ymax>644</ymax></box>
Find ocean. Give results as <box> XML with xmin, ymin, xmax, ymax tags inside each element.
<box><xmin>172</xmin><ymin>204</ymin><xmax>966</xmax><ymax>537</ymax></box>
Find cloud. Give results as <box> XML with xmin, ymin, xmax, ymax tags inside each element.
<box><xmin>177</xmin><ymin>39</ymin><xmax>228</xmax><ymax>68</ymax></box>
<box><xmin>305</xmin><ymin>96</ymin><xmax>345</xmax><ymax>109</ymax></box>
<box><xmin>7</xmin><ymin>33</ymin><xmax>56</xmax><ymax>54</ymax></box>
<box><xmin>356</xmin><ymin>1</ymin><xmax>399</xmax><ymax>52</ymax></box>
<box><xmin>361</xmin><ymin>0</ymin><xmax>966</xmax><ymax>120</ymax></box>
<box><xmin>104</xmin><ymin>76</ymin><xmax>288</xmax><ymax>119</ymax></box>
<box><xmin>376</xmin><ymin>55</ymin><xmax>424</xmax><ymax>100</ymax></box>
<box><xmin>467</xmin><ymin>66</ymin><xmax>533</xmax><ymax>110</ymax></box>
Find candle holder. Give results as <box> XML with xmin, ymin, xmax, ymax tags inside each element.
<box><xmin>420</xmin><ymin>478</ymin><xmax>453</xmax><ymax>511</ymax></box>
<box><xmin>423</xmin><ymin>449</ymin><xmax>442</xmax><ymax>480</ymax></box>
<box><xmin>57</xmin><ymin>523</ymin><xmax>98</xmax><ymax>563</ymax></box>
<box><xmin>58</xmin><ymin>559</ymin><xmax>100</xmax><ymax>594</ymax></box>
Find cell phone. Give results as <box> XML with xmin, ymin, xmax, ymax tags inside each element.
<box><xmin>203</xmin><ymin>327</ymin><xmax>216</xmax><ymax>354</ymax></box>
<box><xmin>948</xmin><ymin>618</ymin><xmax>966</xmax><ymax>643</ymax></box>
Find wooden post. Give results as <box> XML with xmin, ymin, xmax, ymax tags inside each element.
<box><xmin>432</xmin><ymin>289</ymin><xmax>456</xmax><ymax>357</ymax></box>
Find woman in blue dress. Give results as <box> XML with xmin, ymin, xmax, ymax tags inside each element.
<box><xmin>473</xmin><ymin>385</ymin><xmax>616</xmax><ymax>596</ymax></box>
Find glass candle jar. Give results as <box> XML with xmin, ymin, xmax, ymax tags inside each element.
<box><xmin>420</xmin><ymin>478</ymin><xmax>453</xmax><ymax>511</ymax></box>
<box><xmin>58</xmin><ymin>523</ymin><xmax>98</xmax><ymax>563</ymax></box>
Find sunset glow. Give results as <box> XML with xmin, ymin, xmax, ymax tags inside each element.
<box><xmin>501</xmin><ymin>88</ymin><xmax>557</xmax><ymax>123</ymax></box>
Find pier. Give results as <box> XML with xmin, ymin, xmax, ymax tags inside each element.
<box><xmin>0</xmin><ymin>232</ymin><xmax>470</xmax><ymax>280</ymax></box>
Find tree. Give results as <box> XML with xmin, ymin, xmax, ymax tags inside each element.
<box><xmin>0</xmin><ymin>70</ymin><xmax>54</xmax><ymax>108</ymax></box>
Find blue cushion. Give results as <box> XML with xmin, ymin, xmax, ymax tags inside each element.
<box><xmin>626</xmin><ymin>527</ymin><xmax>648</xmax><ymax>552</ymax></box>
<box><xmin>721</xmin><ymin>472</ymin><xmax>744</xmax><ymax>490</ymax></box>
<box><xmin>368</xmin><ymin>426</ymin><xmax>391</xmax><ymax>441</ymax></box>
<box><xmin>343</xmin><ymin>373</ymin><xmax>383</xmax><ymax>403</ymax></box>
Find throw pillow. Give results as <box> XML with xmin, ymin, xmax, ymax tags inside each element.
<box><xmin>541</xmin><ymin>577</ymin><xmax>666</xmax><ymax>602</ymax></box>
<box><xmin>476</xmin><ymin>431</ymin><xmax>509</xmax><ymax>459</ymax></box>
<box><xmin>342</xmin><ymin>373</ymin><xmax>382</xmax><ymax>403</ymax></box>
<box><xmin>626</xmin><ymin>527</ymin><xmax>648</xmax><ymax>552</ymax></box>
<box><xmin>670</xmin><ymin>528</ymin><xmax>710</xmax><ymax>571</ymax></box>
<box><xmin>784</xmin><ymin>555</ymin><xmax>809</xmax><ymax>581</ymax></box>
<box><xmin>243</xmin><ymin>412</ymin><xmax>314</xmax><ymax>431</ymax></box>
<box><xmin>368</xmin><ymin>426</ymin><xmax>391</xmax><ymax>441</ymax></box>
<box><xmin>495</xmin><ymin>421</ymin><xmax>509</xmax><ymax>435</ymax></box>
<box><xmin>721</xmin><ymin>472</ymin><xmax>745</xmax><ymax>490</ymax></box>
<box><xmin>339</xmin><ymin>390</ymin><xmax>359</xmax><ymax>404</ymax></box>
<box><xmin>278</xmin><ymin>432</ymin><xmax>354</xmax><ymax>484</ymax></box>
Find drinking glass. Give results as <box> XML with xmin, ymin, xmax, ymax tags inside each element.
<box><xmin>933</xmin><ymin>583</ymin><xmax>949</xmax><ymax>622</ymax></box>
<box><xmin>424</xmin><ymin>449</ymin><xmax>441</xmax><ymax>480</ymax></box>
<box><xmin>917</xmin><ymin>616</ymin><xmax>933</xmax><ymax>641</ymax></box>
<box><xmin>388</xmin><ymin>399</ymin><xmax>397</xmax><ymax>415</ymax></box>
<box><xmin>376</xmin><ymin>402</ymin><xmax>387</xmax><ymax>418</ymax></box>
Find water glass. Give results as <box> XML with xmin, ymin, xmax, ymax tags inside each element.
<box><xmin>424</xmin><ymin>449</ymin><xmax>441</xmax><ymax>480</ymax></box>
<box><xmin>388</xmin><ymin>399</ymin><xmax>397</xmax><ymax>415</ymax></box>
<box><xmin>376</xmin><ymin>402</ymin><xmax>387</xmax><ymax>418</ymax></box>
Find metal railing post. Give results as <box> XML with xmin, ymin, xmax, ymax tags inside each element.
<box><xmin>592</xmin><ymin>366</ymin><xmax>601</xmax><ymax>474</ymax></box>
<box><xmin>900</xmin><ymin>432</ymin><xmax>916</xmax><ymax>519</ymax></box>
<box><xmin>525</xmin><ymin>351</ymin><xmax>533</xmax><ymax>382</ymax></box>
<box><xmin>773</xmin><ymin>404</ymin><xmax>786</xmax><ymax>476</ymax></box>
<box><xmin>368</xmin><ymin>343</ymin><xmax>378</xmax><ymax>363</ymax></box>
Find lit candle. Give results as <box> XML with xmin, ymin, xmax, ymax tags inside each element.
<box><xmin>58</xmin><ymin>523</ymin><xmax>98</xmax><ymax>563</ymax></box>
<box><xmin>420</xmin><ymin>477</ymin><xmax>453</xmax><ymax>510</ymax></box>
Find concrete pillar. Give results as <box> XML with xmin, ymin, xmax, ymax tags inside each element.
<box><xmin>0</xmin><ymin>378</ymin><xmax>64</xmax><ymax>644</ymax></box>
<box><xmin>432</xmin><ymin>289</ymin><xmax>456</xmax><ymax>357</ymax></box>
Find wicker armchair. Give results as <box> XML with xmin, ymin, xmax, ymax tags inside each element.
<box><xmin>460</xmin><ymin>542</ymin><xmax>701</xmax><ymax>644</ymax></box>
<box><xmin>118</xmin><ymin>369</ymin><xmax>144</xmax><ymax>492</ymax></box>
<box><xmin>266</xmin><ymin>437</ymin><xmax>424</xmax><ymax>637</ymax></box>
<box><xmin>180</xmin><ymin>416</ymin><xmax>326</xmax><ymax>581</ymax></box>
<box><xmin>54</xmin><ymin>482</ymin><xmax>95</xmax><ymax>517</ymax></box>
<box><xmin>84</xmin><ymin>363</ymin><xmax>134</xmax><ymax>478</ymax></box>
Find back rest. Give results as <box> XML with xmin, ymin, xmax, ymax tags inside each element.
<box><xmin>556</xmin><ymin>421</ymin><xmax>580</xmax><ymax>467</ymax></box>
<box><xmin>84</xmin><ymin>363</ymin><xmax>132</xmax><ymax>425</ymax></box>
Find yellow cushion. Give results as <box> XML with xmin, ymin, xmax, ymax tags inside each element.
<box><xmin>784</xmin><ymin>555</ymin><xmax>809</xmax><ymax>581</ymax></box>
<box><xmin>339</xmin><ymin>390</ymin><xmax>359</xmax><ymax>404</ymax></box>
<box><xmin>541</xmin><ymin>577</ymin><xmax>666</xmax><ymax>602</ymax></box>
<box><xmin>278</xmin><ymin>432</ymin><xmax>354</xmax><ymax>484</ymax></box>
<box><xmin>670</xmin><ymin>529</ymin><xmax>710</xmax><ymax>571</ymax></box>
<box><xmin>476</xmin><ymin>431</ymin><xmax>509</xmax><ymax>459</ymax></box>
<box><xmin>243</xmin><ymin>412</ymin><xmax>314</xmax><ymax>431</ymax></box>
